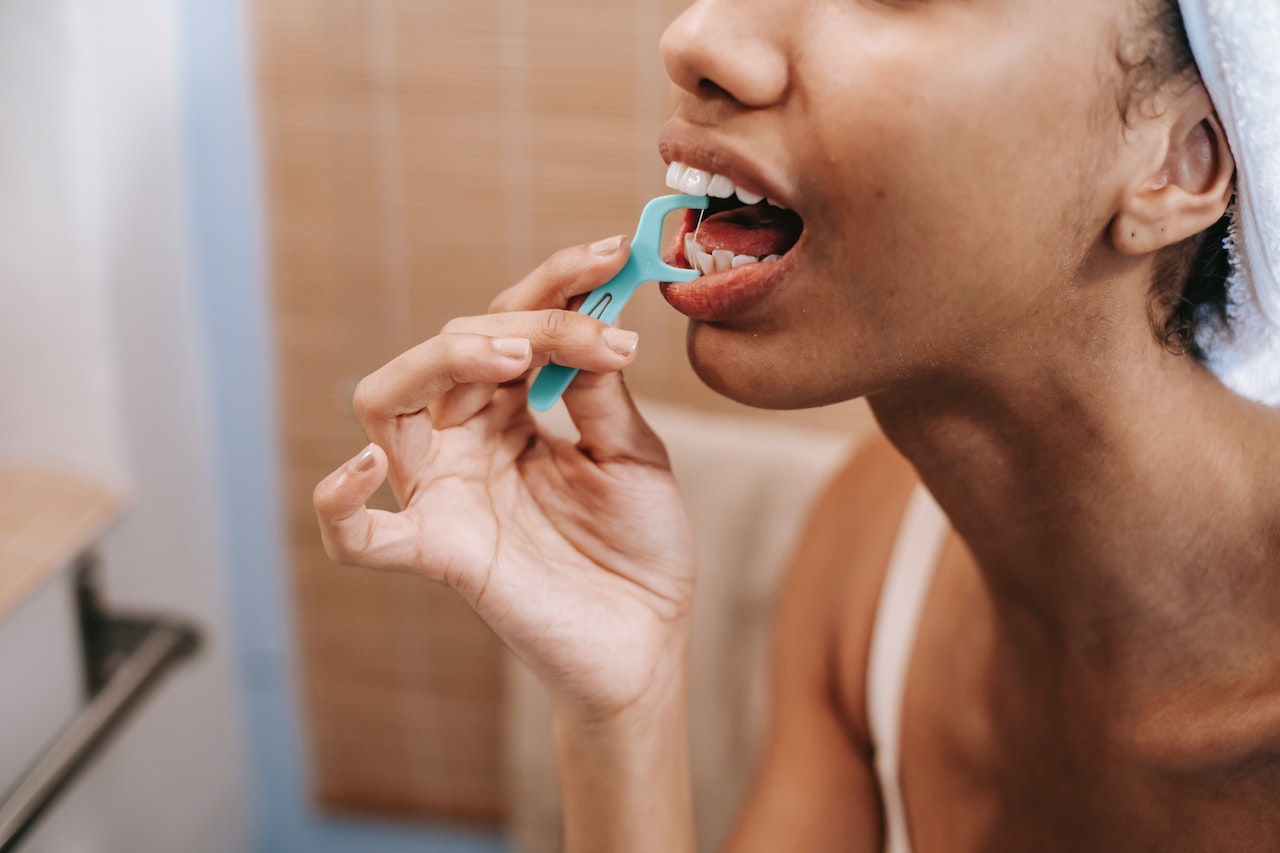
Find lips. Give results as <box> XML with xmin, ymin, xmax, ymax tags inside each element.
<box><xmin>658</xmin><ymin>158</ymin><xmax>804</xmax><ymax>321</ymax></box>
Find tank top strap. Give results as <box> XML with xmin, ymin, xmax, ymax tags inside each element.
<box><xmin>866</xmin><ymin>485</ymin><xmax>949</xmax><ymax>853</ymax></box>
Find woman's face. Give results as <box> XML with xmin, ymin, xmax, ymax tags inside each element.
<box><xmin>658</xmin><ymin>0</ymin><xmax>1145</xmax><ymax>409</ymax></box>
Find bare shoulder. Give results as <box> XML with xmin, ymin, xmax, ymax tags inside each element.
<box><xmin>780</xmin><ymin>432</ymin><xmax>921</xmax><ymax>740</ymax></box>
<box><xmin>721</xmin><ymin>433</ymin><xmax>920</xmax><ymax>852</ymax></box>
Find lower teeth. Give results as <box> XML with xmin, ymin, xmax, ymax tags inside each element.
<box><xmin>684</xmin><ymin>236</ymin><xmax>782</xmax><ymax>274</ymax></box>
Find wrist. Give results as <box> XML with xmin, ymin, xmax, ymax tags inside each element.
<box><xmin>550</xmin><ymin>633</ymin><xmax>695</xmax><ymax>853</ymax></box>
<box><xmin>551</xmin><ymin>623</ymin><xmax>691</xmax><ymax>730</ymax></box>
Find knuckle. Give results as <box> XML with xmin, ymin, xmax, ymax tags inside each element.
<box><xmin>546</xmin><ymin>244</ymin><xmax>586</xmax><ymax>276</ymax></box>
<box><xmin>440</xmin><ymin>316</ymin><xmax>470</xmax><ymax>335</ymax></box>
<box><xmin>438</xmin><ymin>331</ymin><xmax>476</xmax><ymax>367</ymax></box>
<box><xmin>313</xmin><ymin>514</ymin><xmax>349</xmax><ymax>562</ymax></box>
<box><xmin>316</xmin><ymin>518</ymin><xmax>366</xmax><ymax>566</ymax></box>
<box><xmin>541</xmin><ymin>247</ymin><xmax>592</xmax><ymax>294</ymax></box>
<box><xmin>537</xmin><ymin>308</ymin><xmax>575</xmax><ymax>341</ymax></box>
<box><xmin>351</xmin><ymin>375</ymin><xmax>380</xmax><ymax>421</ymax></box>
<box><xmin>312</xmin><ymin>479</ymin><xmax>332</xmax><ymax>511</ymax></box>
<box><xmin>324</xmin><ymin>536</ymin><xmax>356</xmax><ymax>565</ymax></box>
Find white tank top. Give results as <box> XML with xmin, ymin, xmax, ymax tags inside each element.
<box><xmin>866</xmin><ymin>486</ymin><xmax>949</xmax><ymax>853</ymax></box>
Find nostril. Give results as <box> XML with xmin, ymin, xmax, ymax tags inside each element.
<box><xmin>660</xmin><ymin>1</ymin><xmax>789</xmax><ymax>110</ymax></box>
<box><xmin>697</xmin><ymin>78</ymin><xmax>732</xmax><ymax>100</ymax></box>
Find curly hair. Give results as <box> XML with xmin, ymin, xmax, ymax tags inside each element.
<box><xmin>1120</xmin><ymin>0</ymin><xmax>1232</xmax><ymax>359</ymax></box>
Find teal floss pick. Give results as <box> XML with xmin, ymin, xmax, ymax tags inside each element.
<box><xmin>526</xmin><ymin>193</ymin><xmax>710</xmax><ymax>412</ymax></box>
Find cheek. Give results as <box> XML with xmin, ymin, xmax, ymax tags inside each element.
<box><xmin>812</xmin><ymin>64</ymin><xmax>1103</xmax><ymax>327</ymax></box>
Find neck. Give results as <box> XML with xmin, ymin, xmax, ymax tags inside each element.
<box><xmin>869</xmin><ymin>333</ymin><xmax>1280</xmax><ymax>690</ymax></box>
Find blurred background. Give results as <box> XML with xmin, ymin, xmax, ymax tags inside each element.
<box><xmin>0</xmin><ymin>0</ymin><xmax>872</xmax><ymax>850</ymax></box>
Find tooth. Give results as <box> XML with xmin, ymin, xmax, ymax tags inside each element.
<box><xmin>695</xmin><ymin>251</ymin><xmax>716</xmax><ymax>275</ymax></box>
<box><xmin>707</xmin><ymin>174</ymin><xmax>735</xmax><ymax>199</ymax></box>
<box><xmin>735</xmin><ymin>187</ymin><xmax>763</xmax><ymax>205</ymax></box>
<box><xmin>762</xmin><ymin>254</ymin><xmax>782</xmax><ymax>263</ymax></box>
<box><xmin>666</xmin><ymin>162</ymin><xmax>683</xmax><ymax>190</ymax></box>
<box><xmin>678</xmin><ymin>166</ymin><xmax>711</xmax><ymax>196</ymax></box>
<box><xmin>767</xmin><ymin>198</ymin><xmax>788</xmax><ymax>210</ymax></box>
<box><xmin>731</xmin><ymin>254</ymin><xmax>758</xmax><ymax>268</ymax></box>
<box><xmin>712</xmin><ymin>249</ymin><xmax>734</xmax><ymax>272</ymax></box>
<box><xmin>684</xmin><ymin>236</ymin><xmax>703</xmax><ymax>268</ymax></box>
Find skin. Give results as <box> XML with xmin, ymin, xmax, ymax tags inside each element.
<box><xmin>314</xmin><ymin>0</ymin><xmax>1280</xmax><ymax>849</ymax></box>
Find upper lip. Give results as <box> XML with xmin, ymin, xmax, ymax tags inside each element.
<box><xmin>658</xmin><ymin>118</ymin><xmax>797</xmax><ymax>212</ymax></box>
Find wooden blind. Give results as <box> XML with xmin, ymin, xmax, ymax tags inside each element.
<box><xmin>251</xmin><ymin>0</ymin><xmax>868</xmax><ymax>824</ymax></box>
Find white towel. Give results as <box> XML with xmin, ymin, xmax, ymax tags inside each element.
<box><xmin>1179</xmin><ymin>0</ymin><xmax>1280</xmax><ymax>405</ymax></box>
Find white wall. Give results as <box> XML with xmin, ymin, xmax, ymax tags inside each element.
<box><xmin>0</xmin><ymin>0</ymin><xmax>129</xmax><ymax>487</ymax></box>
<box><xmin>0</xmin><ymin>0</ymin><xmax>251</xmax><ymax>849</ymax></box>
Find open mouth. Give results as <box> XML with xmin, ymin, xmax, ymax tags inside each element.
<box><xmin>665</xmin><ymin>162</ymin><xmax>804</xmax><ymax>274</ymax></box>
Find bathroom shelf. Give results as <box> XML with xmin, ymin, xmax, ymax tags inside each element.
<box><xmin>0</xmin><ymin>466</ymin><xmax>123</xmax><ymax>619</ymax></box>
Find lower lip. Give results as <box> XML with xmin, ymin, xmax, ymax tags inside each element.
<box><xmin>659</xmin><ymin>233</ymin><xmax>801</xmax><ymax>323</ymax></box>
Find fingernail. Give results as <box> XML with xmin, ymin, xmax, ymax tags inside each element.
<box><xmin>589</xmin><ymin>234</ymin><xmax>627</xmax><ymax>256</ymax></box>
<box><xmin>493</xmin><ymin>337</ymin><xmax>531</xmax><ymax>359</ymax></box>
<box><xmin>603</xmin><ymin>327</ymin><xmax>639</xmax><ymax>357</ymax></box>
<box><xmin>352</xmin><ymin>444</ymin><xmax>377</xmax><ymax>471</ymax></box>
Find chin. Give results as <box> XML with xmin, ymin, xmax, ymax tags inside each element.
<box><xmin>685</xmin><ymin>323</ymin><xmax>865</xmax><ymax>410</ymax></box>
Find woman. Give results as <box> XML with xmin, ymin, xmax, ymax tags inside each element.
<box><xmin>314</xmin><ymin>0</ymin><xmax>1280</xmax><ymax>849</ymax></box>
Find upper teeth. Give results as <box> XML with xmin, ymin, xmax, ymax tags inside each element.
<box><xmin>667</xmin><ymin>161</ymin><xmax>790</xmax><ymax>273</ymax></box>
<box><xmin>665</xmin><ymin>162</ymin><xmax>786</xmax><ymax>209</ymax></box>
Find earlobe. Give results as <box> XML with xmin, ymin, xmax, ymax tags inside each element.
<box><xmin>1111</xmin><ymin>86</ymin><xmax>1235</xmax><ymax>257</ymax></box>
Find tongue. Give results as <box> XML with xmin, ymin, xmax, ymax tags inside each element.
<box><xmin>694</xmin><ymin>204</ymin><xmax>803</xmax><ymax>259</ymax></box>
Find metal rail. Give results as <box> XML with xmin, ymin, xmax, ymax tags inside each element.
<box><xmin>0</xmin><ymin>557</ymin><xmax>199</xmax><ymax>851</ymax></box>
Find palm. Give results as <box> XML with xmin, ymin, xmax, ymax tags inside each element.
<box><xmin>384</xmin><ymin>389</ymin><xmax>696</xmax><ymax>708</ymax></box>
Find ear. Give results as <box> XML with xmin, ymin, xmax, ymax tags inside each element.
<box><xmin>1111</xmin><ymin>83</ymin><xmax>1235</xmax><ymax>256</ymax></box>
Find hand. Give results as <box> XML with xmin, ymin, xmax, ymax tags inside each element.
<box><xmin>313</xmin><ymin>237</ymin><xmax>696</xmax><ymax>717</ymax></box>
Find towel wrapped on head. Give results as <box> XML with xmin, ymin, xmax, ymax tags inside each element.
<box><xmin>1179</xmin><ymin>0</ymin><xmax>1280</xmax><ymax>404</ymax></box>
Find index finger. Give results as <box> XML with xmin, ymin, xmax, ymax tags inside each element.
<box><xmin>487</xmin><ymin>235</ymin><xmax>631</xmax><ymax>313</ymax></box>
<box><xmin>352</xmin><ymin>332</ymin><xmax>532</xmax><ymax>428</ymax></box>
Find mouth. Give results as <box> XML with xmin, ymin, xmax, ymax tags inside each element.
<box><xmin>664</xmin><ymin>162</ymin><xmax>805</xmax><ymax>274</ymax></box>
<box><xmin>659</xmin><ymin>160</ymin><xmax>805</xmax><ymax>321</ymax></box>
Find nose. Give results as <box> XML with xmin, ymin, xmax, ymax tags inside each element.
<box><xmin>660</xmin><ymin>0</ymin><xmax>789</xmax><ymax>110</ymax></box>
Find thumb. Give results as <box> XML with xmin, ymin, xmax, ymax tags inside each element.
<box><xmin>313</xmin><ymin>443</ymin><xmax>392</xmax><ymax>566</ymax></box>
